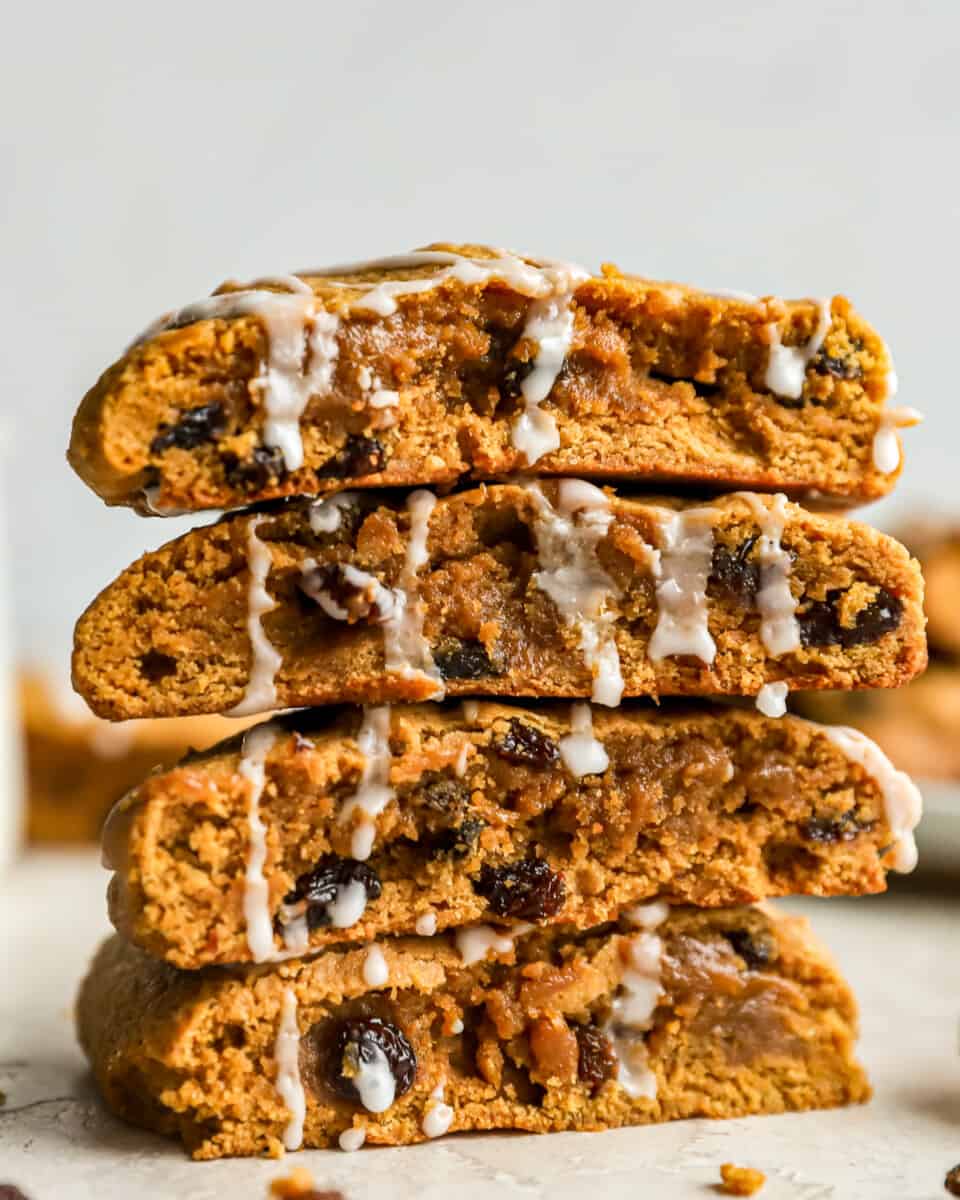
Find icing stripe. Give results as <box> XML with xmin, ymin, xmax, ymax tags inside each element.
<box><xmin>230</xmin><ymin>515</ymin><xmax>283</xmax><ymax>717</ymax></box>
<box><xmin>648</xmin><ymin>508</ymin><xmax>717</xmax><ymax>665</ymax></box>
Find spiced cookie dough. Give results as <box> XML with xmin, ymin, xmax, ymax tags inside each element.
<box><xmin>76</xmin><ymin>904</ymin><xmax>869</xmax><ymax>1160</ymax></box>
<box><xmin>72</xmin><ymin>484</ymin><xmax>926</xmax><ymax>720</ymax></box>
<box><xmin>67</xmin><ymin>244</ymin><xmax>912</xmax><ymax>513</ymax></box>
<box><xmin>103</xmin><ymin>702</ymin><xmax>921</xmax><ymax>970</ymax></box>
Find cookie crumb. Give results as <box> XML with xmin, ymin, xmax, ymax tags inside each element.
<box><xmin>270</xmin><ymin>1168</ymin><xmax>344</xmax><ymax>1200</ymax></box>
<box><xmin>719</xmin><ymin>1163</ymin><xmax>765</xmax><ymax>1195</ymax></box>
<box><xmin>945</xmin><ymin>1164</ymin><xmax>960</xmax><ymax>1196</ymax></box>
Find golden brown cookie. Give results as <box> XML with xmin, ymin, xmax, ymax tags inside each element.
<box><xmin>72</xmin><ymin>484</ymin><xmax>926</xmax><ymax>720</ymax></box>
<box><xmin>102</xmin><ymin>702</ymin><xmax>921</xmax><ymax>970</ymax></box>
<box><xmin>76</xmin><ymin>904</ymin><xmax>869</xmax><ymax>1160</ymax></box>
<box><xmin>67</xmin><ymin>245</ymin><xmax>909</xmax><ymax>513</ymax></box>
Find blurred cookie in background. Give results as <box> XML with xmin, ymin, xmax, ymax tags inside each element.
<box><xmin>20</xmin><ymin>669</ymin><xmax>252</xmax><ymax>844</ymax></box>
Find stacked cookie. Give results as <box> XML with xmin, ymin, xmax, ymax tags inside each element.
<box><xmin>69</xmin><ymin>246</ymin><xmax>925</xmax><ymax>1159</ymax></box>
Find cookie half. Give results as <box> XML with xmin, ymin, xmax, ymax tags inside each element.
<box><xmin>102</xmin><ymin>702</ymin><xmax>921</xmax><ymax>969</ymax></box>
<box><xmin>72</xmin><ymin>484</ymin><xmax>926</xmax><ymax>719</ymax></box>
<box><xmin>76</xmin><ymin>904</ymin><xmax>869</xmax><ymax>1159</ymax></box>
<box><xmin>68</xmin><ymin>244</ymin><xmax>910</xmax><ymax>512</ymax></box>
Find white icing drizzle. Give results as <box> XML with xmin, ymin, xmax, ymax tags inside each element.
<box><xmin>308</xmin><ymin>491</ymin><xmax>359</xmax><ymax>535</ymax></box>
<box><xmin>363</xmin><ymin>944</ymin><xmax>390</xmax><ymax>987</ymax></box>
<box><xmin>140</xmin><ymin>279</ymin><xmax>340</xmax><ymax>473</ymax></box>
<box><xmin>527</xmin><ymin>480</ymin><xmax>624</xmax><ymax>705</ymax></box>
<box><xmin>230</xmin><ymin>515</ymin><xmax>283</xmax><ymax>717</ymax></box>
<box><xmin>301</xmin><ymin>561</ymin><xmax>397</xmax><ymax>624</ymax></box>
<box><xmin>648</xmin><ymin>507</ymin><xmax>717</xmax><ymax>664</ymax></box>
<box><xmin>454</xmin><ymin>741</ymin><xmax>470</xmax><ymax>777</ymax></box>
<box><xmin>141</xmin><ymin>485</ymin><xmax>189</xmax><ymax>517</ymax></box>
<box><xmin>339</xmin><ymin>706</ymin><xmax>394</xmax><ymax>861</ymax></box>
<box><xmin>381</xmin><ymin>489</ymin><xmax>444</xmax><ymax>694</ymax></box>
<box><xmin>512</xmin><ymin>291</ymin><xmax>580</xmax><ymax>465</ymax></box>
<box><xmin>358</xmin><ymin>364</ymin><xmax>399</xmax><ymax>424</ymax></box>
<box><xmin>415</xmin><ymin>911</ymin><xmax>438</xmax><ymax>937</ymax></box>
<box><xmin>351</xmin><ymin>1044</ymin><xmax>396</xmax><ymax>1113</ymax></box>
<box><xmin>422</xmin><ymin>1081</ymin><xmax>454</xmax><ymax>1139</ymax></box>
<box><xmin>327</xmin><ymin>879</ymin><xmax>369</xmax><ymax>928</ymax></box>
<box><xmin>275</xmin><ymin>988</ymin><xmax>306</xmax><ymax>1151</ymax></box>
<box><xmin>450</xmin><ymin>1017</ymin><xmax>464</xmax><ymax>1034</ymax></box>
<box><xmin>764</xmin><ymin>298</ymin><xmax>831</xmax><ymax>399</ymax></box>
<box><xmin>607</xmin><ymin>903</ymin><xmax>669</xmax><ymax>1100</ymax></box>
<box><xmin>820</xmin><ymin>724</ymin><xmax>922</xmax><ymax>873</ymax></box>
<box><xmin>239</xmin><ymin>723</ymin><xmax>277</xmax><ymax>962</ymax></box>
<box><xmin>755</xmin><ymin>681</ymin><xmax>789</xmax><ymax>718</ymax></box>
<box><xmin>281</xmin><ymin>912</ymin><xmax>310</xmax><ymax>957</ymax></box>
<box><xmin>738</xmin><ymin>492</ymin><xmax>800</xmax><ymax>656</ymax></box>
<box><xmin>338</xmin><ymin>1125</ymin><xmax>366</xmax><ymax>1152</ymax></box>
<box><xmin>872</xmin><ymin>406</ymin><xmax>924</xmax><ymax>475</ymax></box>
<box><xmin>559</xmin><ymin>703</ymin><xmax>609</xmax><ymax>777</ymax></box>
<box><xmin>455</xmin><ymin>922</ymin><xmax>533</xmax><ymax>966</ymax></box>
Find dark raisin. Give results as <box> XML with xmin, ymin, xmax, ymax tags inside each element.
<box><xmin>500</xmin><ymin>356</ymin><xmax>535</xmax><ymax>401</ymax></box>
<box><xmin>492</xmin><ymin>719</ymin><xmax>560</xmax><ymax>768</ymax></box>
<box><xmin>318</xmin><ymin>435</ymin><xmax>386</xmax><ymax>479</ymax></box>
<box><xmin>300</xmin><ymin>562</ymin><xmax>393</xmax><ymax>624</ymax></box>
<box><xmin>945</xmin><ymin>1165</ymin><xmax>960</xmax><ymax>1196</ymax></box>
<box><xmin>221</xmin><ymin>444</ymin><xmax>288</xmax><ymax>491</ymax></box>
<box><xmin>150</xmin><ymin>402</ymin><xmax>227</xmax><ymax>453</ymax></box>
<box><xmin>709</xmin><ymin>535</ymin><xmax>761</xmax><ymax>607</ymax></box>
<box><xmin>812</xmin><ymin>351</ymin><xmax>862</xmax><ymax>380</ymax></box>
<box><xmin>474</xmin><ymin>859</ymin><xmax>566</xmax><ymax>921</ymax></box>
<box><xmin>434</xmin><ymin>639</ymin><xmax>498</xmax><ymax>680</ymax></box>
<box><xmin>798</xmin><ymin>587</ymin><xmax>902</xmax><ymax>648</ymax></box>
<box><xmin>326</xmin><ymin>1016</ymin><xmax>417</xmax><ymax>1106</ymax></box>
<box><xmin>420</xmin><ymin>776</ymin><xmax>470</xmax><ymax>814</ymax></box>
<box><xmin>458</xmin><ymin>326</ymin><xmax>523</xmax><ymax>414</ymax></box>
<box><xmin>139</xmin><ymin>649</ymin><xmax>176</xmax><ymax>682</ymax></box>
<box><xmin>285</xmin><ymin>857</ymin><xmax>381</xmax><ymax>930</ymax></box>
<box><xmin>426</xmin><ymin>817</ymin><xmax>485</xmax><ymax>860</ymax></box>
<box><xmin>576</xmin><ymin>1025</ymin><xmax>617</xmax><ymax>1093</ymax></box>
<box><xmin>724</xmin><ymin>928</ymin><xmax>778</xmax><ymax>970</ymax></box>
<box><xmin>801</xmin><ymin>811</ymin><xmax>873</xmax><ymax>844</ymax></box>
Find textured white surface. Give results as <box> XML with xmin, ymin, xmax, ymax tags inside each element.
<box><xmin>1</xmin><ymin>852</ymin><xmax>958</xmax><ymax>1198</ymax></box>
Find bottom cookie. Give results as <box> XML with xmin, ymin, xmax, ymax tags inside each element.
<box><xmin>76</xmin><ymin>903</ymin><xmax>869</xmax><ymax>1160</ymax></box>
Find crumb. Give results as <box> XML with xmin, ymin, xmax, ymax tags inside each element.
<box><xmin>945</xmin><ymin>1164</ymin><xmax>960</xmax><ymax>1196</ymax></box>
<box><xmin>269</xmin><ymin>1168</ymin><xmax>344</xmax><ymax>1200</ymax></box>
<box><xmin>719</xmin><ymin>1163</ymin><xmax>765</xmax><ymax>1196</ymax></box>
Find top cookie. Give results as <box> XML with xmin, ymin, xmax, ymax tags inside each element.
<box><xmin>67</xmin><ymin>244</ymin><xmax>913</xmax><ymax>512</ymax></box>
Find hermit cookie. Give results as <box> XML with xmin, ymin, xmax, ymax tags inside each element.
<box><xmin>67</xmin><ymin>243</ymin><xmax>911</xmax><ymax>513</ymax></box>
<box><xmin>72</xmin><ymin>484</ymin><xmax>927</xmax><ymax>720</ymax></box>
<box><xmin>102</xmin><ymin>701</ymin><xmax>921</xmax><ymax>970</ymax></box>
<box><xmin>76</xmin><ymin>905</ymin><xmax>869</xmax><ymax>1159</ymax></box>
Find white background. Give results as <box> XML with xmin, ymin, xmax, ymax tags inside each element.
<box><xmin>2</xmin><ymin>0</ymin><xmax>957</xmax><ymax>671</ymax></box>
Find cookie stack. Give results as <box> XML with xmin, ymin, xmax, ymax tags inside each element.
<box><xmin>69</xmin><ymin>245</ymin><xmax>925</xmax><ymax>1159</ymax></box>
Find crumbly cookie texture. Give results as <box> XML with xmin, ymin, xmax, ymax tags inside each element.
<box><xmin>794</xmin><ymin>664</ymin><xmax>960</xmax><ymax>781</ymax></box>
<box><xmin>896</xmin><ymin>521</ymin><xmax>960</xmax><ymax>657</ymax></box>
<box><xmin>72</xmin><ymin>484</ymin><xmax>926</xmax><ymax>720</ymax></box>
<box><xmin>67</xmin><ymin>244</ymin><xmax>901</xmax><ymax>512</ymax></box>
<box><xmin>103</xmin><ymin>702</ymin><xmax>912</xmax><ymax>970</ymax></box>
<box><xmin>76</xmin><ymin>905</ymin><xmax>869</xmax><ymax>1160</ymax></box>
<box><xmin>20</xmin><ymin>671</ymin><xmax>253</xmax><ymax>843</ymax></box>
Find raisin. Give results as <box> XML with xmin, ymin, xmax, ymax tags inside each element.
<box><xmin>434</xmin><ymin>639</ymin><xmax>499</xmax><ymax>680</ymax></box>
<box><xmin>222</xmin><ymin>445</ymin><xmax>288</xmax><ymax>491</ymax></box>
<box><xmin>426</xmin><ymin>817</ymin><xmax>485</xmax><ymax>860</ymax></box>
<box><xmin>458</xmin><ymin>326</ymin><xmax>522</xmax><ymax>414</ymax></box>
<box><xmin>709</xmin><ymin>535</ymin><xmax>760</xmax><ymax>607</ymax></box>
<box><xmin>139</xmin><ymin>649</ymin><xmax>176</xmax><ymax>682</ymax></box>
<box><xmin>326</xmin><ymin>1017</ymin><xmax>417</xmax><ymax>1106</ymax></box>
<box><xmin>318</xmin><ymin>435</ymin><xmax>386</xmax><ymax>479</ymax></box>
<box><xmin>798</xmin><ymin>587</ymin><xmax>902</xmax><ymax>648</ymax></box>
<box><xmin>500</xmin><ymin>356</ymin><xmax>535</xmax><ymax>401</ymax></box>
<box><xmin>150</xmin><ymin>402</ymin><xmax>227</xmax><ymax>453</ymax></box>
<box><xmin>813</xmin><ymin>350</ymin><xmax>862</xmax><ymax>380</ymax></box>
<box><xmin>492</xmin><ymin>719</ymin><xmax>560</xmax><ymax>768</ymax></box>
<box><xmin>420</xmin><ymin>776</ymin><xmax>470</xmax><ymax>814</ymax></box>
<box><xmin>285</xmin><ymin>857</ymin><xmax>381</xmax><ymax>930</ymax></box>
<box><xmin>801</xmin><ymin>811</ymin><xmax>873</xmax><ymax>844</ymax></box>
<box><xmin>474</xmin><ymin>859</ymin><xmax>566</xmax><ymax>921</ymax></box>
<box><xmin>945</xmin><ymin>1165</ymin><xmax>960</xmax><ymax>1196</ymax></box>
<box><xmin>724</xmin><ymin>928</ymin><xmax>778</xmax><ymax>970</ymax></box>
<box><xmin>300</xmin><ymin>563</ymin><xmax>394</xmax><ymax>624</ymax></box>
<box><xmin>575</xmin><ymin>1025</ymin><xmax>617</xmax><ymax>1093</ymax></box>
